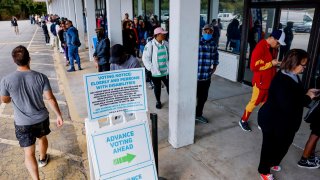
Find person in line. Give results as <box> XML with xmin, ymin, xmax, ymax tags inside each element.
<box><xmin>248</xmin><ymin>20</ymin><xmax>263</xmax><ymax>68</ymax></box>
<box><xmin>58</xmin><ymin>21</ymin><xmax>69</xmax><ymax>66</ymax></box>
<box><xmin>142</xmin><ymin>27</ymin><xmax>169</xmax><ymax>109</ymax></box>
<box><xmin>41</xmin><ymin>21</ymin><xmax>50</xmax><ymax>45</ymax></box>
<box><xmin>110</xmin><ymin>44</ymin><xmax>141</xmax><ymax>70</ymax></box>
<box><xmin>257</xmin><ymin>49</ymin><xmax>318</xmax><ymax>180</ymax></box>
<box><xmin>228</xmin><ymin>19</ymin><xmax>241</xmax><ymax>53</ymax></box>
<box><xmin>122</xmin><ymin>21</ymin><xmax>138</xmax><ymax>56</ymax></box>
<box><xmin>210</xmin><ymin>19</ymin><xmax>220</xmax><ymax>46</ymax></box>
<box><xmin>195</xmin><ymin>24</ymin><xmax>219</xmax><ymax>123</ymax></box>
<box><xmin>50</xmin><ymin>18</ymin><xmax>58</xmax><ymax>49</ymax></box>
<box><xmin>297</xmin><ymin>100</ymin><xmax>320</xmax><ymax>169</ymax></box>
<box><xmin>11</xmin><ymin>16</ymin><xmax>19</xmax><ymax>35</ymax></box>
<box><xmin>122</xmin><ymin>13</ymin><xmax>132</xmax><ymax>27</ymax></box>
<box><xmin>65</xmin><ymin>20</ymin><xmax>82</xmax><ymax>72</ymax></box>
<box><xmin>93</xmin><ymin>27</ymin><xmax>111</xmax><ymax>72</ymax></box>
<box><xmin>279</xmin><ymin>21</ymin><xmax>294</xmax><ymax>60</ymax></box>
<box><xmin>239</xmin><ymin>30</ymin><xmax>285</xmax><ymax>132</ymax></box>
<box><xmin>0</xmin><ymin>45</ymin><xmax>64</xmax><ymax>180</ymax></box>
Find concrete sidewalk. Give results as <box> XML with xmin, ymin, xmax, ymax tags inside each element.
<box><xmin>0</xmin><ymin>24</ymin><xmax>87</xmax><ymax>179</ymax></box>
<box><xmin>56</xmin><ymin>49</ymin><xmax>320</xmax><ymax>180</ymax></box>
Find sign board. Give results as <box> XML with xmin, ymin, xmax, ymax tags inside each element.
<box><xmin>86</xmin><ymin>118</ymin><xmax>158</xmax><ymax>180</ymax></box>
<box><xmin>92</xmin><ymin>36</ymin><xmax>98</xmax><ymax>51</ymax></box>
<box><xmin>84</xmin><ymin>68</ymin><xmax>147</xmax><ymax>121</ymax></box>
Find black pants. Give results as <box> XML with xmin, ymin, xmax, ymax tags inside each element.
<box><xmin>258</xmin><ymin>130</ymin><xmax>295</xmax><ymax>174</ymax></box>
<box><xmin>98</xmin><ymin>63</ymin><xmax>110</xmax><ymax>72</ymax></box>
<box><xmin>151</xmin><ymin>76</ymin><xmax>169</xmax><ymax>102</ymax></box>
<box><xmin>196</xmin><ymin>79</ymin><xmax>211</xmax><ymax>117</ymax></box>
<box><xmin>44</xmin><ymin>33</ymin><xmax>50</xmax><ymax>43</ymax></box>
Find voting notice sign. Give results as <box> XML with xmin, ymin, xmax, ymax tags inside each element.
<box><xmin>88</xmin><ymin>120</ymin><xmax>158</xmax><ymax>180</ymax></box>
<box><xmin>84</xmin><ymin>68</ymin><xmax>147</xmax><ymax>121</ymax></box>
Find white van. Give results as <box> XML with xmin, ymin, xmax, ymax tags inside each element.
<box><xmin>280</xmin><ymin>10</ymin><xmax>313</xmax><ymax>27</ymax></box>
<box><xmin>218</xmin><ymin>13</ymin><xmax>238</xmax><ymax>22</ymax></box>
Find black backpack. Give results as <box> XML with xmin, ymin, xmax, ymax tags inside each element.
<box><xmin>50</xmin><ymin>24</ymin><xmax>57</xmax><ymax>36</ymax></box>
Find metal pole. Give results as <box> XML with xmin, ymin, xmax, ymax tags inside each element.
<box><xmin>150</xmin><ymin>113</ymin><xmax>159</xmax><ymax>174</ymax></box>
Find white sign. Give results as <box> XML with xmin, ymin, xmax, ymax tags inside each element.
<box><xmin>84</xmin><ymin>68</ymin><xmax>147</xmax><ymax>121</ymax></box>
<box><xmin>88</xmin><ymin>119</ymin><xmax>158</xmax><ymax>180</ymax></box>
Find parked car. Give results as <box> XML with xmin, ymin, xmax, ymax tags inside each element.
<box><xmin>218</xmin><ymin>13</ymin><xmax>239</xmax><ymax>22</ymax></box>
<box><xmin>295</xmin><ymin>22</ymin><xmax>312</xmax><ymax>33</ymax></box>
<box><xmin>160</xmin><ymin>13</ymin><xmax>169</xmax><ymax>22</ymax></box>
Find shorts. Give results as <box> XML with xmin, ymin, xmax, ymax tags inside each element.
<box><xmin>310</xmin><ymin>118</ymin><xmax>320</xmax><ymax>137</ymax></box>
<box><xmin>15</xmin><ymin>118</ymin><xmax>51</xmax><ymax>147</ymax></box>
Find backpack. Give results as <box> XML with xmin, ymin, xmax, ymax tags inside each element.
<box><xmin>50</xmin><ymin>23</ymin><xmax>57</xmax><ymax>36</ymax></box>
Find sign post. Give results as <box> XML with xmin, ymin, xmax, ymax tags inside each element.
<box><xmin>83</xmin><ymin>68</ymin><xmax>158</xmax><ymax>180</ymax></box>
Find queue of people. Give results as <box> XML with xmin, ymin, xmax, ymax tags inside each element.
<box><xmin>18</xmin><ymin>12</ymin><xmax>320</xmax><ymax>180</ymax></box>
<box><xmin>39</xmin><ymin>14</ymin><xmax>82</xmax><ymax>72</ymax></box>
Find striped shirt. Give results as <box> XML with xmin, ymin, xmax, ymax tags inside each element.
<box><xmin>153</xmin><ymin>44</ymin><xmax>169</xmax><ymax>77</ymax></box>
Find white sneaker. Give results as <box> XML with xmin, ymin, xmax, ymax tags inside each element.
<box><xmin>38</xmin><ymin>154</ymin><xmax>49</xmax><ymax>168</ymax></box>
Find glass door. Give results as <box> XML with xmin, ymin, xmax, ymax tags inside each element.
<box><xmin>279</xmin><ymin>8</ymin><xmax>314</xmax><ymax>58</ymax></box>
<box><xmin>243</xmin><ymin>8</ymin><xmax>276</xmax><ymax>84</ymax></box>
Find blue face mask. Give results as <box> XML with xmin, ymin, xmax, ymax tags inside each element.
<box><xmin>202</xmin><ymin>33</ymin><xmax>212</xmax><ymax>40</ymax></box>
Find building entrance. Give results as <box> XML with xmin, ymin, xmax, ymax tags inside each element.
<box><xmin>242</xmin><ymin>5</ymin><xmax>317</xmax><ymax>88</ymax></box>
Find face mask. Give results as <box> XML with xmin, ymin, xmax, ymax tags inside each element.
<box><xmin>202</xmin><ymin>33</ymin><xmax>212</xmax><ymax>40</ymax></box>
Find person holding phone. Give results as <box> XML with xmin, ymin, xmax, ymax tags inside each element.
<box><xmin>257</xmin><ymin>49</ymin><xmax>318</xmax><ymax>180</ymax></box>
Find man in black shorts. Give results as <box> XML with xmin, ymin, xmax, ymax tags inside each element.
<box><xmin>297</xmin><ymin>101</ymin><xmax>320</xmax><ymax>169</ymax></box>
<box><xmin>0</xmin><ymin>45</ymin><xmax>63</xmax><ymax>179</ymax></box>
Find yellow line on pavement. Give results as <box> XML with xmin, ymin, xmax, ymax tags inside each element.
<box><xmin>0</xmin><ymin>114</ymin><xmax>73</xmax><ymax>125</ymax></box>
<box><xmin>0</xmin><ymin>42</ymin><xmax>30</xmax><ymax>45</ymax></box>
<box><xmin>0</xmin><ymin>138</ymin><xmax>83</xmax><ymax>162</ymax></box>
<box><xmin>27</xmin><ymin>26</ymin><xmax>38</xmax><ymax>49</ymax></box>
<box><xmin>30</xmin><ymin>62</ymin><xmax>54</xmax><ymax>66</ymax></box>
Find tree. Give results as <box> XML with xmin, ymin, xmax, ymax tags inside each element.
<box><xmin>0</xmin><ymin>0</ymin><xmax>46</xmax><ymax>20</ymax></box>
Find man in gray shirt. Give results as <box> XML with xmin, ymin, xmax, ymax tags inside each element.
<box><xmin>0</xmin><ymin>45</ymin><xmax>63</xmax><ymax>180</ymax></box>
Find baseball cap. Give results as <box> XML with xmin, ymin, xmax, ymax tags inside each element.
<box><xmin>202</xmin><ymin>24</ymin><xmax>213</xmax><ymax>30</ymax></box>
<box><xmin>109</xmin><ymin>44</ymin><xmax>125</xmax><ymax>64</ymax></box>
<box><xmin>271</xmin><ymin>29</ymin><xmax>286</xmax><ymax>46</ymax></box>
<box><xmin>154</xmin><ymin>27</ymin><xmax>168</xmax><ymax>35</ymax></box>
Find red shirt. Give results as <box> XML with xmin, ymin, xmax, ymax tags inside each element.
<box><xmin>250</xmin><ymin>39</ymin><xmax>277</xmax><ymax>90</ymax></box>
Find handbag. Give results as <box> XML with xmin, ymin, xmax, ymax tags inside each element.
<box><xmin>304</xmin><ymin>100</ymin><xmax>320</xmax><ymax>123</ymax></box>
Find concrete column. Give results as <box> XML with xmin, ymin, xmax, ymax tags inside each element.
<box><xmin>168</xmin><ymin>0</ymin><xmax>200</xmax><ymax>148</ymax></box>
<box><xmin>138</xmin><ymin>0</ymin><xmax>143</xmax><ymax>16</ymax></box>
<box><xmin>60</xmin><ymin>0</ymin><xmax>65</xmax><ymax>17</ymax></box>
<box><xmin>46</xmin><ymin>0</ymin><xmax>49</xmax><ymax>14</ymax></box>
<box><xmin>64</xmin><ymin>0</ymin><xmax>69</xmax><ymax>18</ymax></box>
<box><xmin>154</xmin><ymin>0</ymin><xmax>160</xmax><ymax>17</ymax></box>
<box><xmin>210</xmin><ymin>0</ymin><xmax>219</xmax><ymax>21</ymax></box>
<box><xmin>68</xmin><ymin>0</ymin><xmax>76</xmax><ymax>24</ymax></box>
<box><xmin>107</xmin><ymin>0</ymin><xmax>123</xmax><ymax>45</ymax></box>
<box><xmin>58</xmin><ymin>0</ymin><xmax>62</xmax><ymax>16</ymax></box>
<box><xmin>74</xmin><ymin>0</ymin><xmax>86</xmax><ymax>50</ymax></box>
<box><xmin>120</xmin><ymin>0</ymin><xmax>133</xmax><ymax>20</ymax></box>
<box><xmin>84</xmin><ymin>0</ymin><xmax>96</xmax><ymax>61</ymax></box>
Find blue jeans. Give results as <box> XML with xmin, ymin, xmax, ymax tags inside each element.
<box><xmin>231</xmin><ymin>39</ymin><xmax>240</xmax><ymax>53</ymax></box>
<box><xmin>68</xmin><ymin>45</ymin><xmax>81</xmax><ymax>69</ymax></box>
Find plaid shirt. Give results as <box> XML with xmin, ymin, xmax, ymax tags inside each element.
<box><xmin>198</xmin><ymin>37</ymin><xmax>219</xmax><ymax>80</ymax></box>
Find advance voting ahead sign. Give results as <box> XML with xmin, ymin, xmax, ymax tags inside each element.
<box><xmin>84</xmin><ymin>68</ymin><xmax>148</xmax><ymax>121</ymax></box>
<box><xmin>89</xmin><ymin>120</ymin><xmax>158</xmax><ymax>180</ymax></box>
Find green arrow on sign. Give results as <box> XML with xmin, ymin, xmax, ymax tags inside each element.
<box><xmin>113</xmin><ymin>153</ymin><xmax>136</xmax><ymax>165</ymax></box>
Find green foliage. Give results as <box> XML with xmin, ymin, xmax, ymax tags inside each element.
<box><xmin>0</xmin><ymin>0</ymin><xmax>47</xmax><ymax>20</ymax></box>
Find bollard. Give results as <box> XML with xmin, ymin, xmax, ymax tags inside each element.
<box><xmin>150</xmin><ymin>113</ymin><xmax>167</xmax><ymax>180</ymax></box>
<box><xmin>150</xmin><ymin>113</ymin><xmax>159</xmax><ymax>173</ymax></box>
